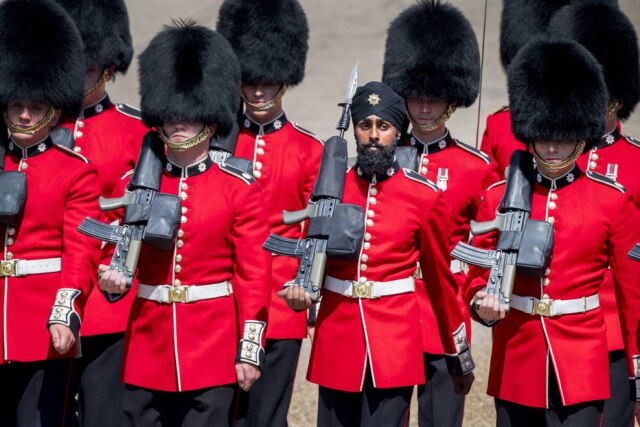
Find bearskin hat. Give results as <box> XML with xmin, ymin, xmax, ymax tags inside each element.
<box><xmin>547</xmin><ymin>3</ymin><xmax>638</xmax><ymax>120</ymax></box>
<box><xmin>54</xmin><ymin>0</ymin><xmax>133</xmax><ymax>74</ymax></box>
<box><xmin>382</xmin><ymin>0</ymin><xmax>480</xmax><ymax>107</ymax></box>
<box><xmin>138</xmin><ymin>19</ymin><xmax>241</xmax><ymax>137</ymax></box>
<box><xmin>216</xmin><ymin>0</ymin><xmax>309</xmax><ymax>86</ymax></box>
<box><xmin>508</xmin><ymin>38</ymin><xmax>606</xmax><ymax>148</ymax></box>
<box><xmin>0</xmin><ymin>0</ymin><xmax>85</xmax><ymax>117</ymax></box>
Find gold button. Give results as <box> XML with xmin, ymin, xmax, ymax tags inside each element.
<box><xmin>550</xmin><ymin>193</ymin><xmax>558</xmax><ymax>201</ymax></box>
<box><xmin>590</xmin><ymin>161</ymin><xmax>597</xmax><ymax>169</ymax></box>
<box><xmin>254</xmin><ymin>170</ymin><xmax>262</xmax><ymax>178</ymax></box>
<box><xmin>180</xmin><ymin>215</ymin><xmax>187</xmax><ymax>224</ymax></box>
<box><xmin>422</xmin><ymin>157</ymin><xmax>429</xmax><ymax>165</ymax></box>
<box><xmin>7</xmin><ymin>228</ymin><xmax>15</xmax><ymax>236</ymax></box>
<box><xmin>174</xmin><ymin>279</ymin><xmax>181</xmax><ymax>286</ymax></box>
<box><xmin>363</xmin><ymin>243</ymin><xmax>371</xmax><ymax>250</ymax></box>
<box><xmin>175</xmin><ymin>254</ymin><xmax>182</xmax><ymax>263</ymax></box>
<box><xmin>75</xmin><ymin>131</ymin><xmax>83</xmax><ymax>138</ymax></box>
<box><xmin>6</xmin><ymin>238</ymin><xmax>14</xmax><ymax>246</ymax></box>
<box><xmin>175</xmin><ymin>265</ymin><xmax>182</xmax><ymax>273</ymax></box>
<box><xmin>361</xmin><ymin>254</ymin><xmax>368</xmax><ymax>262</ymax></box>
<box><xmin>180</xmin><ymin>192</ymin><xmax>188</xmax><ymax>200</ymax></box>
<box><xmin>370</xmin><ymin>188</ymin><xmax>378</xmax><ymax>196</ymax></box>
<box><xmin>54</xmin><ymin>314</ymin><xmax>60</xmax><ymax>319</ymax></box>
<box><xmin>177</xmin><ymin>230</ymin><xmax>184</xmax><ymax>238</ymax></box>
<box><xmin>543</xmin><ymin>278</ymin><xmax>551</xmax><ymax>286</ymax></box>
<box><xmin>248</xmin><ymin>333</ymin><xmax>256</xmax><ymax>340</ymax></box>
<box><xmin>367</xmin><ymin>210</ymin><xmax>374</xmax><ymax>218</ymax></box>
<box><xmin>548</xmin><ymin>201</ymin><xmax>557</xmax><ymax>210</ymax></box>
<box><xmin>181</xmin><ymin>183</ymin><xmax>189</xmax><ymax>191</ymax></box>
<box><xmin>368</xmin><ymin>197</ymin><xmax>377</xmax><ymax>205</ymax></box>
<box><xmin>247</xmin><ymin>343</ymin><xmax>254</xmax><ymax>350</ymax></box>
<box><xmin>20</xmin><ymin>163</ymin><xmax>28</xmax><ymax>170</ymax></box>
<box><xmin>250</xmin><ymin>325</ymin><xmax>257</xmax><ymax>332</ymax></box>
<box><xmin>245</xmin><ymin>352</ymin><xmax>253</xmax><ymax>358</ymax></box>
<box><xmin>5</xmin><ymin>252</ymin><xmax>12</xmax><ymax>260</ymax></box>
<box><xmin>592</xmin><ymin>153</ymin><xmax>599</xmax><ymax>161</ymax></box>
<box><xmin>55</xmin><ymin>307</ymin><xmax>63</xmax><ymax>313</ymax></box>
<box><xmin>359</xmin><ymin>277</ymin><xmax>367</xmax><ymax>283</ymax></box>
<box><xmin>73</xmin><ymin>146</ymin><xmax>82</xmax><ymax>153</ymax></box>
<box><xmin>545</xmin><ymin>268</ymin><xmax>551</xmax><ymax>276</ymax></box>
<box><xmin>366</xmin><ymin>219</ymin><xmax>374</xmax><ymax>227</ymax></box>
<box><xmin>61</xmin><ymin>291</ymin><xmax>68</xmax><ymax>297</ymax></box>
<box><xmin>77</xmin><ymin>120</ymin><xmax>84</xmax><ymax>128</ymax></box>
<box><xmin>255</xmin><ymin>162</ymin><xmax>263</xmax><ymax>170</ymax></box>
<box><xmin>256</xmin><ymin>148</ymin><xmax>264</xmax><ymax>155</ymax></box>
<box><xmin>360</xmin><ymin>264</ymin><xmax>367</xmax><ymax>271</ymax></box>
<box><xmin>181</xmin><ymin>207</ymin><xmax>188</xmax><ymax>214</ymax></box>
<box><xmin>547</xmin><ymin>217</ymin><xmax>555</xmax><ymax>224</ymax></box>
<box><xmin>364</xmin><ymin>233</ymin><xmax>371</xmax><ymax>242</ymax></box>
<box><xmin>420</xmin><ymin>167</ymin><xmax>428</xmax><ymax>174</ymax></box>
<box><xmin>176</xmin><ymin>240</ymin><xmax>184</xmax><ymax>248</ymax></box>
<box><xmin>57</xmin><ymin>299</ymin><xmax>66</xmax><ymax>305</ymax></box>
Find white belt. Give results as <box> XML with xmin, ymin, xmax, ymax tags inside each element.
<box><xmin>510</xmin><ymin>293</ymin><xmax>599</xmax><ymax>317</ymax></box>
<box><xmin>137</xmin><ymin>282</ymin><xmax>233</xmax><ymax>304</ymax></box>
<box><xmin>0</xmin><ymin>257</ymin><xmax>61</xmax><ymax>277</ymax></box>
<box><xmin>324</xmin><ymin>275</ymin><xmax>415</xmax><ymax>299</ymax></box>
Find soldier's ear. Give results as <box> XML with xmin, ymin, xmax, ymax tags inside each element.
<box><xmin>50</xmin><ymin>109</ymin><xmax>62</xmax><ymax>127</ymax></box>
<box><xmin>207</xmin><ymin>123</ymin><xmax>218</xmax><ymax>139</ymax></box>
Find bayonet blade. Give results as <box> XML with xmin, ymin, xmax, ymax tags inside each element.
<box><xmin>343</xmin><ymin>63</ymin><xmax>359</xmax><ymax>105</ymax></box>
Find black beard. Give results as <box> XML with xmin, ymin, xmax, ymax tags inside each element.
<box><xmin>356</xmin><ymin>141</ymin><xmax>396</xmax><ymax>177</ymax></box>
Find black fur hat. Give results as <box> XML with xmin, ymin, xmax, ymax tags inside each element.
<box><xmin>55</xmin><ymin>0</ymin><xmax>133</xmax><ymax>73</ymax></box>
<box><xmin>138</xmin><ymin>19</ymin><xmax>241</xmax><ymax>137</ymax></box>
<box><xmin>216</xmin><ymin>0</ymin><xmax>308</xmax><ymax>86</ymax></box>
<box><xmin>382</xmin><ymin>0</ymin><xmax>480</xmax><ymax>107</ymax></box>
<box><xmin>508</xmin><ymin>38</ymin><xmax>606</xmax><ymax>147</ymax></box>
<box><xmin>0</xmin><ymin>0</ymin><xmax>85</xmax><ymax>117</ymax></box>
<box><xmin>547</xmin><ymin>3</ymin><xmax>638</xmax><ymax>121</ymax></box>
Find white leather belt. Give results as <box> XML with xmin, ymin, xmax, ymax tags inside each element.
<box><xmin>0</xmin><ymin>257</ymin><xmax>61</xmax><ymax>277</ymax></box>
<box><xmin>324</xmin><ymin>275</ymin><xmax>415</xmax><ymax>299</ymax></box>
<box><xmin>510</xmin><ymin>293</ymin><xmax>599</xmax><ymax>317</ymax></box>
<box><xmin>137</xmin><ymin>282</ymin><xmax>233</xmax><ymax>303</ymax></box>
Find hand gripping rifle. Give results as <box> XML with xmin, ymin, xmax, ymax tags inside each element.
<box><xmin>263</xmin><ymin>65</ymin><xmax>365</xmax><ymax>302</ymax></box>
<box><xmin>451</xmin><ymin>150</ymin><xmax>554</xmax><ymax>313</ymax></box>
<box><xmin>629</xmin><ymin>244</ymin><xmax>640</xmax><ymax>261</ymax></box>
<box><xmin>78</xmin><ymin>132</ymin><xmax>182</xmax><ymax>287</ymax></box>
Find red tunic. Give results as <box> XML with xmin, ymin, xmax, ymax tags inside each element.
<box><xmin>465</xmin><ymin>165</ymin><xmax>640</xmax><ymax>407</ymax></box>
<box><xmin>58</xmin><ymin>95</ymin><xmax>147</xmax><ymax>336</ymax></box>
<box><xmin>479</xmin><ymin>107</ymin><xmax>527</xmax><ymax>180</ymax></box>
<box><xmin>234</xmin><ymin>114</ymin><xmax>323</xmax><ymax>339</ymax></box>
<box><xmin>0</xmin><ymin>137</ymin><xmax>100</xmax><ymax>362</ymax></box>
<box><xmin>406</xmin><ymin>131</ymin><xmax>499</xmax><ymax>354</ymax></box>
<box><xmin>577</xmin><ymin>128</ymin><xmax>640</xmax><ymax>352</ymax></box>
<box><xmin>308</xmin><ymin>163</ymin><xmax>470</xmax><ymax>392</ymax></box>
<box><xmin>120</xmin><ymin>154</ymin><xmax>272</xmax><ymax>392</ymax></box>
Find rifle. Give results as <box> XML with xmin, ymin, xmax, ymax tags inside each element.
<box><xmin>263</xmin><ymin>64</ymin><xmax>364</xmax><ymax>302</ymax></box>
<box><xmin>451</xmin><ymin>150</ymin><xmax>554</xmax><ymax>313</ymax></box>
<box><xmin>629</xmin><ymin>244</ymin><xmax>640</xmax><ymax>261</ymax></box>
<box><xmin>78</xmin><ymin>132</ymin><xmax>182</xmax><ymax>287</ymax></box>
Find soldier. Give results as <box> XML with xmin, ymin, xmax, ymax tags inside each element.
<box><xmin>281</xmin><ymin>81</ymin><xmax>475</xmax><ymax>427</ymax></box>
<box><xmin>98</xmin><ymin>20</ymin><xmax>272</xmax><ymax>426</ymax></box>
<box><xmin>546</xmin><ymin>4</ymin><xmax>640</xmax><ymax>425</ymax></box>
<box><xmin>0</xmin><ymin>0</ymin><xmax>101</xmax><ymax>425</ymax></box>
<box><xmin>467</xmin><ymin>38</ymin><xmax>640</xmax><ymax>426</ymax></box>
<box><xmin>52</xmin><ymin>1</ymin><xmax>148</xmax><ymax>425</ymax></box>
<box><xmin>216</xmin><ymin>1</ymin><xmax>324</xmax><ymax>425</ymax></box>
<box><xmin>381</xmin><ymin>2</ymin><xmax>499</xmax><ymax>426</ymax></box>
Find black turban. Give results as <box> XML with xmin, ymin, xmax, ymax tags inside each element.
<box><xmin>350</xmin><ymin>81</ymin><xmax>405</xmax><ymax>131</ymax></box>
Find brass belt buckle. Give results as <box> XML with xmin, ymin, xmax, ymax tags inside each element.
<box><xmin>0</xmin><ymin>259</ymin><xmax>17</xmax><ymax>277</ymax></box>
<box><xmin>532</xmin><ymin>299</ymin><xmax>552</xmax><ymax>316</ymax></box>
<box><xmin>352</xmin><ymin>281</ymin><xmax>373</xmax><ymax>299</ymax></box>
<box><xmin>168</xmin><ymin>285</ymin><xmax>189</xmax><ymax>303</ymax></box>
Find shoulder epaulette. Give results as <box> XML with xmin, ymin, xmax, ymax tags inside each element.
<box><xmin>291</xmin><ymin>122</ymin><xmax>324</xmax><ymax>145</ymax></box>
<box><xmin>492</xmin><ymin>105</ymin><xmax>509</xmax><ymax>115</ymax></box>
<box><xmin>120</xmin><ymin>169</ymin><xmax>134</xmax><ymax>181</ymax></box>
<box><xmin>55</xmin><ymin>144</ymin><xmax>89</xmax><ymax>163</ymax></box>
<box><xmin>624</xmin><ymin>135</ymin><xmax>640</xmax><ymax>149</ymax></box>
<box><xmin>402</xmin><ymin>168</ymin><xmax>438</xmax><ymax>191</ymax></box>
<box><xmin>455</xmin><ymin>140</ymin><xmax>492</xmax><ymax>164</ymax></box>
<box><xmin>116</xmin><ymin>103</ymin><xmax>142</xmax><ymax>120</ymax></box>
<box><xmin>487</xmin><ymin>179</ymin><xmax>506</xmax><ymax>191</ymax></box>
<box><xmin>219</xmin><ymin>162</ymin><xmax>256</xmax><ymax>185</ymax></box>
<box><xmin>585</xmin><ymin>171</ymin><xmax>626</xmax><ymax>193</ymax></box>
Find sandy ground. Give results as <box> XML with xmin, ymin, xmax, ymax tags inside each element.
<box><xmin>109</xmin><ymin>1</ymin><xmax>640</xmax><ymax>425</ymax></box>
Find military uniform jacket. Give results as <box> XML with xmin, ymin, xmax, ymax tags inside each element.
<box><xmin>480</xmin><ymin>108</ymin><xmax>527</xmax><ymax>180</ymax></box>
<box><xmin>307</xmin><ymin>163</ymin><xmax>469</xmax><ymax>392</ymax></box>
<box><xmin>406</xmin><ymin>130</ymin><xmax>499</xmax><ymax>354</ymax></box>
<box><xmin>234</xmin><ymin>114</ymin><xmax>323</xmax><ymax>339</ymax></box>
<box><xmin>577</xmin><ymin>127</ymin><xmax>640</xmax><ymax>352</ymax></box>
<box><xmin>120</xmin><ymin>154</ymin><xmax>272</xmax><ymax>392</ymax></box>
<box><xmin>0</xmin><ymin>137</ymin><xmax>100</xmax><ymax>362</ymax></box>
<box><xmin>58</xmin><ymin>95</ymin><xmax>147</xmax><ymax>337</ymax></box>
<box><xmin>465</xmin><ymin>166</ymin><xmax>640</xmax><ymax>407</ymax></box>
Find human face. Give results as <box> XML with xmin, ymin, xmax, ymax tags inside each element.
<box><xmin>406</xmin><ymin>97</ymin><xmax>449</xmax><ymax>125</ymax></box>
<box><xmin>354</xmin><ymin>115</ymin><xmax>398</xmax><ymax>150</ymax></box>
<box><xmin>163</xmin><ymin>119</ymin><xmax>208</xmax><ymax>143</ymax></box>
<box><xmin>5</xmin><ymin>100</ymin><xmax>59</xmax><ymax>145</ymax></box>
<box><xmin>84</xmin><ymin>65</ymin><xmax>113</xmax><ymax>107</ymax></box>
<box><xmin>241</xmin><ymin>83</ymin><xmax>283</xmax><ymax>123</ymax></box>
<box><xmin>532</xmin><ymin>140</ymin><xmax>579</xmax><ymax>177</ymax></box>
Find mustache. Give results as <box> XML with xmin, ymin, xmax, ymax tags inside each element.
<box><xmin>359</xmin><ymin>140</ymin><xmax>386</xmax><ymax>150</ymax></box>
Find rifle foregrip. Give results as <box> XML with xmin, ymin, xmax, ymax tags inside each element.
<box><xmin>308</xmin><ymin>253</ymin><xmax>326</xmax><ymax>302</ymax></box>
<box><xmin>123</xmin><ymin>239</ymin><xmax>142</xmax><ymax>286</ymax></box>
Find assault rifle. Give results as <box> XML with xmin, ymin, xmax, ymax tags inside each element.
<box><xmin>263</xmin><ymin>64</ymin><xmax>364</xmax><ymax>302</ymax></box>
<box><xmin>451</xmin><ymin>150</ymin><xmax>554</xmax><ymax>313</ymax></box>
<box><xmin>78</xmin><ymin>132</ymin><xmax>181</xmax><ymax>287</ymax></box>
<box><xmin>629</xmin><ymin>244</ymin><xmax>640</xmax><ymax>261</ymax></box>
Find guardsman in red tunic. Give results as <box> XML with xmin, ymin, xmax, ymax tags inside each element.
<box><xmin>52</xmin><ymin>1</ymin><xmax>148</xmax><ymax>425</ymax></box>
<box><xmin>0</xmin><ymin>1</ymin><xmax>101</xmax><ymax>425</ymax></box>
<box><xmin>381</xmin><ymin>3</ymin><xmax>499</xmax><ymax>426</ymax></box>
<box><xmin>480</xmin><ymin>0</ymin><xmax>569</xmax><ymax>179</ymax></box>
<box><xmin>217</xmin><ymin>1</ymin><xmax>324</xmax><ymax>425</ymax></box>
<box><xmin>466</xmin><ymin>39</ymin><xmax>640</xmax><ymax>427</ymax></box>
<box><xmin>548</xmin><ymin>5</ymin><xmax>640</xmax><ymax>425</ymax></box>
<box><xmin>98</xmin><ymin>21</ymin><xmax>271</xmax><ymax>426</ymax></box>
<box><xmin>281</xmin><ymin>81</ymin><xmax>475</xmax><ymax>427</ymax></box>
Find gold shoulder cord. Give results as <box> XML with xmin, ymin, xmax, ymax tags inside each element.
<box><xmin>3</xmin><ymin>107</ymin><xmax>56</xmax><ymax>135</ymax></box>
<box><xmin>157</xmin><ymin>125</ymin><xmax>211</xmax><ymax>151</ymax></box>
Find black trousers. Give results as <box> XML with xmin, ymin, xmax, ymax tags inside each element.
<box><xmin>235</xmin><ymin>339</ymin><xmax>302</xmax><ymax>427</ymax></box>
<box><xmin>417</xmin><ymin>353</ymin><xmax>464</xmax><ymax>427</ymax></box>
<box><xmin>0</xmin><ymin>358</ymin><xmax>74</xmax><ymax>427</ymax></box>
<box><xmin>69</xmin><ymin>333</ymin><xmax>126</xmax><ymax>427</ymax></box>
<box><xmin>495</xmin><ymin>365</ymin><xmax>603</xmax><ymax>427</ymax></box>
<box><xmin>121</xmin><ymin>383</ymin><xmax>236</xmax><ymax>427</ymax></box>
<box><xmin>317</xmin><ymin>368</ymin><xmax>413</xmax><ymax>427</ymax></box>
<box><xmin>602</xmin><ymin>350</ymin><xmax>634</xmax><ymax>427</ymax></box>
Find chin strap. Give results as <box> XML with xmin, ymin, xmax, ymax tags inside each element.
<box><xmin>408</xmin><ymin>103</ymin><xmax>456</xmax><ymax>133</ymax></box>
<box><xmin>157</xmin><ymin>125</ymin><xmax>211</xmax><ymax>151</ymax></box>
<box><xmin>531</xmin><ymin>140</ymin><xmax>586</xmax><ymax>171</ymax></box>
<box><xmin>241</xmin><ymin>85</ymin><xmax>288</xmax><ymax>112</ymax></box>
<box><xmin>3</xmin><ymin>107</ymin><xmax>56</xmax><ymax>135</ymax></box>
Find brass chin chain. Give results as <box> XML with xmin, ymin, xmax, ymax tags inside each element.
<box><xmin>241</xmin><ymin>85</ymin><xmax>288</xmax><ymax>112</ymax></box>
<box><xmin>605</xmin><ymin>99</ymin><xmax>619</xmax><ymax>117</ymax></box>
<box><xmin>408</xmin><ymin>104</ymin><xmax>456</xmax><ymax>133</ymax></box>
<box><xmin>531</xmin><ymin>140</ymin><xmax>586</xmax><ymax>171</ymax></box>
<box><xmin>85</xmin><ymin>69</ymin><xmax>111</xmax><ymax>98</ymax></box>
<box><xmin>3</xmin><ymin>107</ymin><xmax>56</xmax><ymax>135</ymax></box>
<box><xmin>157</xmin><ymin>126</ymin><xmax>211</xmax><ymax>151</ymax></box>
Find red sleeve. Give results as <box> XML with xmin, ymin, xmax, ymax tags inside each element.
<box><xmin>480</xmin><ymin>116</ymin><xmax>498</xmax><ymax>166</ymax></box>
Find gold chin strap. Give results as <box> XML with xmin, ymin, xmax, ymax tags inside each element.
<box><xmin>531</xmin><ymin>140</ymin><xmax>586</xmax><ymax>171</ymax></box>
<box><xmin>605</xmin><ymin>99</ymin><xmax>619</xmax><ymax>117</ymax></box>
<box><xmin>408</xmin><ymin>104</ymin><xmax>456</xmax><ymax>133</ymax></box>
<box><xmin>241</xmin><ymin>85</ymin><xmax>288</xmax><ymax>112</ymax></box>
<box><xmin>157</xmin><ymin>125</ymin><xmax>211</xmax><ymax>151</ymax></box>
<box><xmin>85</xmin><ymin>68</ymin><xmax>111</xmax><ymax>98</ymax></box>
<box><xmin>3</xmin><ymin>107</ymin><xmax>57</xmax><ymax>135</ymax></box>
